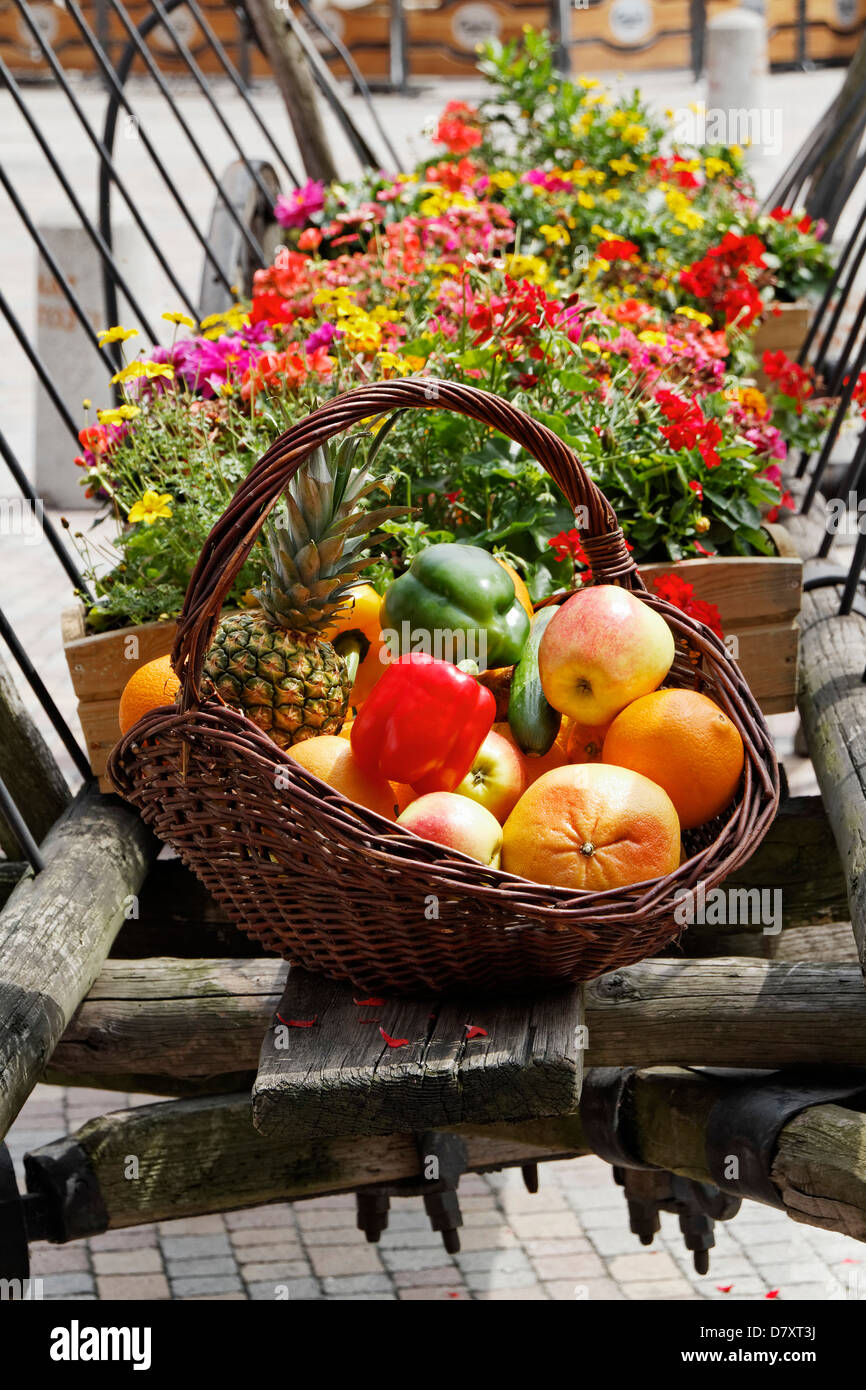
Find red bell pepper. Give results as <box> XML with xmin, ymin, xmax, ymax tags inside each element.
<box><xmin>350</xmin><ymin>652</ymin><xmax>495</xmax><ymax>794</ymax></box>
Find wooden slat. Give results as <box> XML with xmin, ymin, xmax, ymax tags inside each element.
<box><xmin>48</xmin><ymin>954</ymin><xmax>866</xmax><ymax>1098</ymax></box>
<box><xmin>0</xmin><ymin>648</ymin><xmax>70</xmax><ymax>857</ymax></box>
<box><xmin>0</xmin><ymin>785</ymin><xmax>157</xmax><ymax>1141</ymax></box>
<box><xmin>61</xmin><ymin>605</ymin><xmax>175</xmax><ymax>702</ymax></box>
<box><xmin>252</xmin><ymin>966</ymin><xmax>584</xmax><ymax>1139</ymax></box>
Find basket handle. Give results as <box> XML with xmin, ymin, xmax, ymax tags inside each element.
<box><xmin>172</xmin><ymin>377</ymin><xmax>641</xmax><ymax>709</ymax></box>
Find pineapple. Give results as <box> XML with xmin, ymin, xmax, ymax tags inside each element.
<box><xmin>203</xmin><ymin>432</ymin><xmax>400</xmax><ymax>749</ymax></box>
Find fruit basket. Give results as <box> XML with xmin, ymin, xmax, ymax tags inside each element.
<box><xmin>109</xmin><ymin>379</ymin><xmax>780</xmax><ymax>994</ymax></box>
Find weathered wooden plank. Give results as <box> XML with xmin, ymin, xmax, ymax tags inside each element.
<box><xmin>28</xmin><ymin>1093</ymin><xmax>586</xmax><ymax>1230</ymax></box>
<box><xmin>49</xmin><ymin>956</ymin><xmax>866</xmax><ymax>1099</ymax></box>
<box><xmin>0</xmin><ymin>861</ymin><xmax>26</xmax><ymax>910</ymax></box>
<box><xmin>0</xmin><ymin>648</ymin><xmax>69</xmax><ymax>856</ymax></box>
<box><xmin>766</xmin><ymin>923</ymin><xmax>859</xmax><ymax>963</ymax></box>
<box><xmin>24</xmin><ymin>1070</ymin><xmax>866</xmax><ymax>1239</ymax></box>
<box><xmin>0</xmin><ymin>785</ymin><xmax>157</xmax><ymax>1141</ymax></box>
<box><xmin>252</xmin><ymin>967</ymin><xmax>584</xmax><ymax>1139</ymax></box>
<box><xmin>778</xmin><ymin>507</ymin><xmax>866</xmax><ymax>977</ymax></box>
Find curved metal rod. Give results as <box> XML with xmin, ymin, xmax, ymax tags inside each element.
<box><xmin>294</xmin><ymin>0</ymin><xmax>400</xmax><ymax>170</ymax></box>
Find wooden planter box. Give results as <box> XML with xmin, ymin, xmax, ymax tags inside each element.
<box><xmin>62</xmin><ymin>607</ymin><xmax>178</xmax><ymax>794</ymax></box>
<box><xmin>753</xmin><ymin>301</ymin><xmax>812</xmax><ymax>386</ymax></box>
<box><xmin>63</xmin><ymin>528</ymin><xmax>801</xmax><ymax>789</ymax></box>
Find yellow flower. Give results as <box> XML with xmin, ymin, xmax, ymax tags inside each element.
<box><xmin>729</xmin><ymin>144</ymin><xmax>743</xmax><ymax>159</ymax></box>
<box><xmin>503</xmin><ymin>253</ymin><xmax>548</xmax><ymax>285</ymax></box>
<box><xmin>488</xmin><ymin>170</ymin><xmax>516</xmax><ymax>190</ymax></box>
<box><xmin>578</xmin><ymin>76</ymin><xmax>599</xmax><ymax>89</ymax></box>
<box><xmin>539</xmin><ymin>223</ymin><xmax>570</xmax><ymax>246</ymax></box>
<box><xmin>377</xmin><ymin>351</ymin><xmax>413</xmax><ymax>377</ymax></box>
<box><xmin>162</xmin><ymin>312</ymin><xmax>195</xmax><ymax>329</ymax></box>
<box><xmin>577</xmin><ymin>191</ymin><xmax>595</xmax><ymax>209</ymax></box>
<box><xmin>219</xmin><ymin>382</ymin><xmax>235</xmax><ymax>397</ymax></box>
<box><xmin>738</xmin><ymin>386</ymin><xmax>769</xmax><ymax>416</ymax></box>
<box><xmin>609</xmin><ymin>156</ymin><xmax>637</xmax><ymax>177</ymax></box>
<box><xmin>675</xmin><ymin>306</ymin><xmax>713</xmax><ymax>328</ymax></box>
<box><xmin>638</xmin><ymin>331</ymin><xmax>668</xmax><ymax>347</ymax></box>
<box><xmin>128</xmin><ymin>490</ymin><xmax>173</xmax><ymax>526</ymax></box>
<box><xmin>607</xmin><ymin>110</ymin><xmax>628</xmax><ymax>129</ymax></box>
<box><xmin>98</xmin><ymin>326</ymin><xmax>138</xmax><ymax>346</ymax></box>
<box><xmin>705</xmin><ymin>156</ymin><xmax>733</xmax><ymax>180</ymax></box>
<box><xmin>97</xmin><ymin>405</ymin><xmax>141</xmax><ymax>424</ymax></box>
<box><xmin>403</xmin><ymin>354</ymin><xmax>427</xmax><ymax>372</ymax></box>
<box><xmin>622</xmin><ymin>123</ymin><xmax>648</xmax><ymax>146</ymax></box>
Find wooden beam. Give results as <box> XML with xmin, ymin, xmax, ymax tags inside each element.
<box><xmin>243</xmin><ymin>0</ymin><xmax>338</xmax><ymax>184</ymax></box>
<box><xmin>24</xmin><ymin>1070</ymin><xmax>866</xmax><ymax>1239</ymax></box>
<box><xmin>47</xmin><ymin>956</ymin><xmax>866</xmax><ymax>1101</ymax></box>
<box><xmin>778</xmin><ymin>508</ymin><xmax>866</xmax><ymax>977</ymax></box>
<box><xmin>253</xmin><ymin>968</ymin><xmax>584</xmax><ymax>1140</ymax></box>
<box><xmin>0</xmin><ymin>648</ymin><xmax>69</xmax><ymax>857</ymax></box>
<box><xmin>0</xmin><ymin>785</ymin><xmax>156</xmax><ymax>1142</ymax></box>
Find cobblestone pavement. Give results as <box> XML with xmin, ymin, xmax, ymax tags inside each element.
<box><xmin>7</xmin><ymin>1084</ymin><xmax>862</xmax><ymax>1302</ymax></box>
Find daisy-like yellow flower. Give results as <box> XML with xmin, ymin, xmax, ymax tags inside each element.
<box><xmin>622</xmin><ymin>123</ymin><xmax>648</xmax><ymax>146</ymax></box>
<box><xmin>577</xmin><ymin>191</ymin><xmax>596</xmax><ymax>210</ymax></box>
<box><xmin>97</xmin><ymin>404</ymin><xmax>141</xmax><ymax>424</ymax></box>
<box><xmin>609</xmin><ymin>156</ymin><xmax>637</xmax><ymax>176</ymax></box>
<box><xmin>503</xmin><ymin>253</ymin><xmax>548</xmax><ymax>285</ymax></box>
<box><xmin>704</xmin><ymin>156</ymin><xmax>733</xmax><ymax>180</ymax></box>
<box><xmin>377</xmin><ymin>351</ymin><xmax>414</xmax><ymax>377</ymax></box>
<box><xmin>488</xmin><ymin>170</ymin><xmax>516</xmax><ymax>190</ymax></box>
<box><xmin>607</xmin><ymin>110</ymin><xmax>628</xmax><ymax>130</ymax></box>
<box><xmin>676</xmin><ymin>306</ymin><xmax>713</xmax><ymax>327</ymax></box>
<box><xmin>638</xmin><ymin>330</ymin><xmax>668</xmax><ymax>347</ymax></box>
<box><xmin>578</xmin><ymin>76</ymin><xmax>600</xmax><ymax>90</ymax></box>
<box><xmin>403</xmin><ymin>354</ymin><xmax>427</xmax><ymax>372</ymax></box>
<box><xmin>162</xmin><ymin>312</ymin><xmax>195</xmax><ymax>329</ymax></box>
<box><xmin>219</xmin><ymin>382</ymin><xmax>235</xmax><ymax>397</ymax></box>
<box><xmin>738</xmin><ymin>386</ymin><xmax>769</xmax><ymax>416</ymax></box>
<box><xmin>128</xmin><ymin>490</ymin><xmax>173</xmax><ymax>526</ymax></box>
<box><xmin>539</xmin><ymin>223</ymin><xmax>570</xmax><ymax>246</ymax></box>
<box><xmin>98</xmin><ymin>326</ymin><xmax>138</xmax><ymax>347</ymax></box>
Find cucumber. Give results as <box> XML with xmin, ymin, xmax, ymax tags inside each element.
<box><xmin>508</xmin><ymin>606</ymin><xmax>562</xmax><ymax>757</ymax></box>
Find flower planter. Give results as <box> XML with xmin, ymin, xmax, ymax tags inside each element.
<box><xmin>63</xmin><ymin>525</ymin><xmax>801</xmax><ymax>789</ymax></box>
<box><xmin>753</xmin><ymin>301</ymin><xmax>812</xmax><ymax>386</ymax></box>
<box><xmin>61</xmin><ymin>607</ymin><xmax>177</xmax><ymax>793</ymax></box>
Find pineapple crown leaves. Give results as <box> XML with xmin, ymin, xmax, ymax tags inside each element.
<box><xmin>254</xmin><ymin>421</ymin><xmax>406</xmax><ymax>631</ymax></box>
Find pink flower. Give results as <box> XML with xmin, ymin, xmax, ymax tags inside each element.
<box><xmin>275</xmin><ymin>180</ymin><xmax>326</xmax><ymax>230</ymax></box>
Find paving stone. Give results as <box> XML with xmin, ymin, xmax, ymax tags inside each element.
<box><xmin>392</xmin><ymin>1266</ymin><xmax>468</xmax><ymax>1289</ymax></box>
<box><xmin>502</xmin><ymin>1210</ymin><xmax>583</xmax><ymax>1240</ymax></box>
<box><xmin>160</xmin><ymin>1234</ymin><xmax>232</xmax><ymax>1261</ymax></box>
<box><xmin>380</xmin><ymin>1247</ymin><xmax>457</xmax><ymax>1273</ymax></box>
<box><xmin>585</xmin><ymin>1226</ymin><xmax>649</xmax><ymax>1258</ymax></box>
<box><xmin>530</xmin><ymin>1251</ymin><xmax>607</xmax><ymax>1281</ymax></box>
<box><xmin>229</xmin><ymin>1242</ymin><xmax>303</xmax><ymax>1264</ymax></box>
<box><xmin>88</xmin><ymin>1229</ymin><xmax>158</xmax><ymax>1252</ymax></box>
<box><xmin>327</xmin><ymin>1293</ymin><xmax>397</xmax><ymax>1300</ymax></box>
<box><xmin>623</xmin><ymin>1280</ymin><xmax>701</xmax><ymax>1300</ymax></box>
<box><xmin>248</xmin><ymin>1278</ymin><xmax>322</xmax><ymax>1301</ymax></box>
<box><xmin>297</xmin><ymin>1195</ymin><xmax>356</xmax><ymax>1211</ymax></box>
<box><xmin>320</xmin><ymin>1274</ymin><xmax>394</xmax><ymax>1296</ymax></box>
<box><xmin>473</xmin><ymin>1286</ymin><xmax>549</xmax><ymax>1300</ymax></box>
<box><xmin>180</xmin><ymin>1292</ymin><xmax>247</xmax><ymax>1301</ymax></box>
<box><xmin>40</xmin><ymin>1273</ymin><xmax>95</xmax><ymax>1297</ymax></box>
<box><xmin>225</xmin><ymin>1206</ymin><xmax>295</xmax><ymax>1230</ymax></box>
<box><xmin>230</xmin><ymin>1226</ymin><xmax>300</xmax><ymax>1248</ymax></box>
<box><xmin>297</xmin><ymin>1227</ymin><xmax>372</xmax><ymax>1247</ymax></box>
<box><xmin>455</xmin><ymin>1249</ymin><xmax>533</xmax><ymax>1275</ymax></box>
<box><xmin>522</xmin><ymin>1237</ymin><xmax>593</xmax><ymax>1258</ymax></box>
<box><xmin>158</xmin><ymin>1215</ymin><xmax>227</xmax><ymax>1236</ymax></box>
<box><xmin>545</xmin><ymin>1277</ymin><xmax>626</xmax><ymax>1301</ymax></box>
<box><xmin>608</xmin><ymin>1251</ymin><xmax>682</xmax><ymax>1282</ymax></box>
<box><xmin>462</xmin><ymin>1269</ymin><xmax>541</xmax><ymax>1292</ymax></box>
<box><xmin>97</xmin><ymin>1274</ymin><xmax>170</xmax><ymax>1300</ymax></box>
<box><xmin>296</xmin><ymin>1208</ymin><xmax>366</xmax><ymax>1230</ymax></box>
<box><xmin>92</xmin><ymin>1249</ymin><xmax>164</xmax><ymax>1275</ymax></box>
<box><xmin>30</xmin><ymin>1245</ymin><xmax>90</xmax><ymax>1274</ymax></box>
<box><xmin>169</xmin><ymin>1275</ymin><xmax>243</xmax><ymax>1298</ymax></box>
<box><xmin>498</xmin><ymin>1188</ymin><xmax>571</xmax><ymax>1215</ymax></box>
<box><xmin>308</xmin><ymin>1244</ymin><xmax>385</xmax><ymax>1278</ymax></box>
<box><xmin>238</xmin><ymin>1262</ymin><xmax>310</xmax><ymax>1283</ymax></box>
<box><xmin>398</xmin><ymin>1287</ymin><xmax>470</xmax><ymax>1300</ymax></box>
<box><xmin>454</xmin><ymin>1228</ymin><xmax>521</xmax><ymax>1252</ymax></box>
<box><xmin>165</xmin><ymin>1257</ymin><xmax>241</xmax><ymax>1279</ymax></box>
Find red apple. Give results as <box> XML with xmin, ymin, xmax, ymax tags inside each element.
<box><xmin>397</xmin><ymin>792</ymin><xmax>502</xmax><ymax>867</ymax></box>
<box><xmin>454</xmin><ymin>729</ymin><xmax>527</xmax><ymax>823</ymax></box>
<box><xmin>538</xmin><ymin>584</ymin><xmax>675</xmax><ymax>725</ymax></box>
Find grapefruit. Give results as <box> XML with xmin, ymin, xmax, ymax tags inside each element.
<box><xmin>501</xmin><ymin>763</ymin><xmax>681</xmax><ymax>891</ymax></box>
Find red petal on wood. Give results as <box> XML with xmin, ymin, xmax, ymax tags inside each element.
<box><xmin>353</xmin><ymin>997</ymin><xmax>385</xmax><ymax>1006</ymax></box>
<box><xmin>465</xmin><ymin>1025</ymin><xmax>488</xmax><ymax>1039</ymax></box>
<box><xmin>379</xmin><ymin>1027</ymin><xmax>409</xmax><ymax>1047</ymax></box>
<box><xmin>765</xmin><ymin>1289</ymin><xmax>780</xmax><ymax>1299</ymax></box>
<box><xmin>276</xmin><ymin>1013</ymin><xmax>317</xmax><ymax>1028</ymax></box>
<box><xmin>716</xmin><ymin>1284</ymin><xmax>733</xmax><ymax>1293</ymax></box>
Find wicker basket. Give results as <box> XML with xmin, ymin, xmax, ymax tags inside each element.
<box><xmin>109</xmin><ymin>379</ymin><xmax>780</xmax><ymax>994</ymax></box>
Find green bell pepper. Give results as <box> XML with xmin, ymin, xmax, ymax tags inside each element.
<box><xmin>381</xmin><ymin>543</ymin><xmax>530</xmax><ymax>671</ymax></box>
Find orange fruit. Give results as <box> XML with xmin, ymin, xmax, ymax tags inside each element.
<box><xmin>287</xmin><ymin>735</ymin><xmax>397</xmax><ymax>820</ymax></box>
<box><xmin>493</xmin><ymin>555</ymin><xmax>534</xmax><ymax>619</ymax></box>
<box><xmin>322</xmin><ymin>582</ymin><xmax>389</xmax><ymax>708</ymax></box>
<box><xmin>602</xmin><ymin>688</ymin><xmax>745</xmax><ymax>830</ymax></box>
<box><xmin>502</xmin><ymin>763</ymin><xmax>681</xmax><ymax>891</ymax></box>
<box><xmin>118</xmin><ymin>654</ymin><xmax>180</xmax><ymax>734</ymax></box>
<box><xmin>566</xmin><ymin>719</ymin><xmax>611</xmax><ymax>764</ymax></box>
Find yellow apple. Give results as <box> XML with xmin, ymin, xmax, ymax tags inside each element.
<box><xmin>538</xmin><ymin>585</ymin><xmax>675</xmax><ymax>725</ymax></box>
<box><xmin>454</xmin><ymin>730</ymin><xmax>527</xmax><ymax>823</ymax></box>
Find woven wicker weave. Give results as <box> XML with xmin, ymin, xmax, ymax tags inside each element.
<box><xmin>109</xmin><ymin>379</ymin><xmax>780</xmax><ymax>993</ymax></box>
